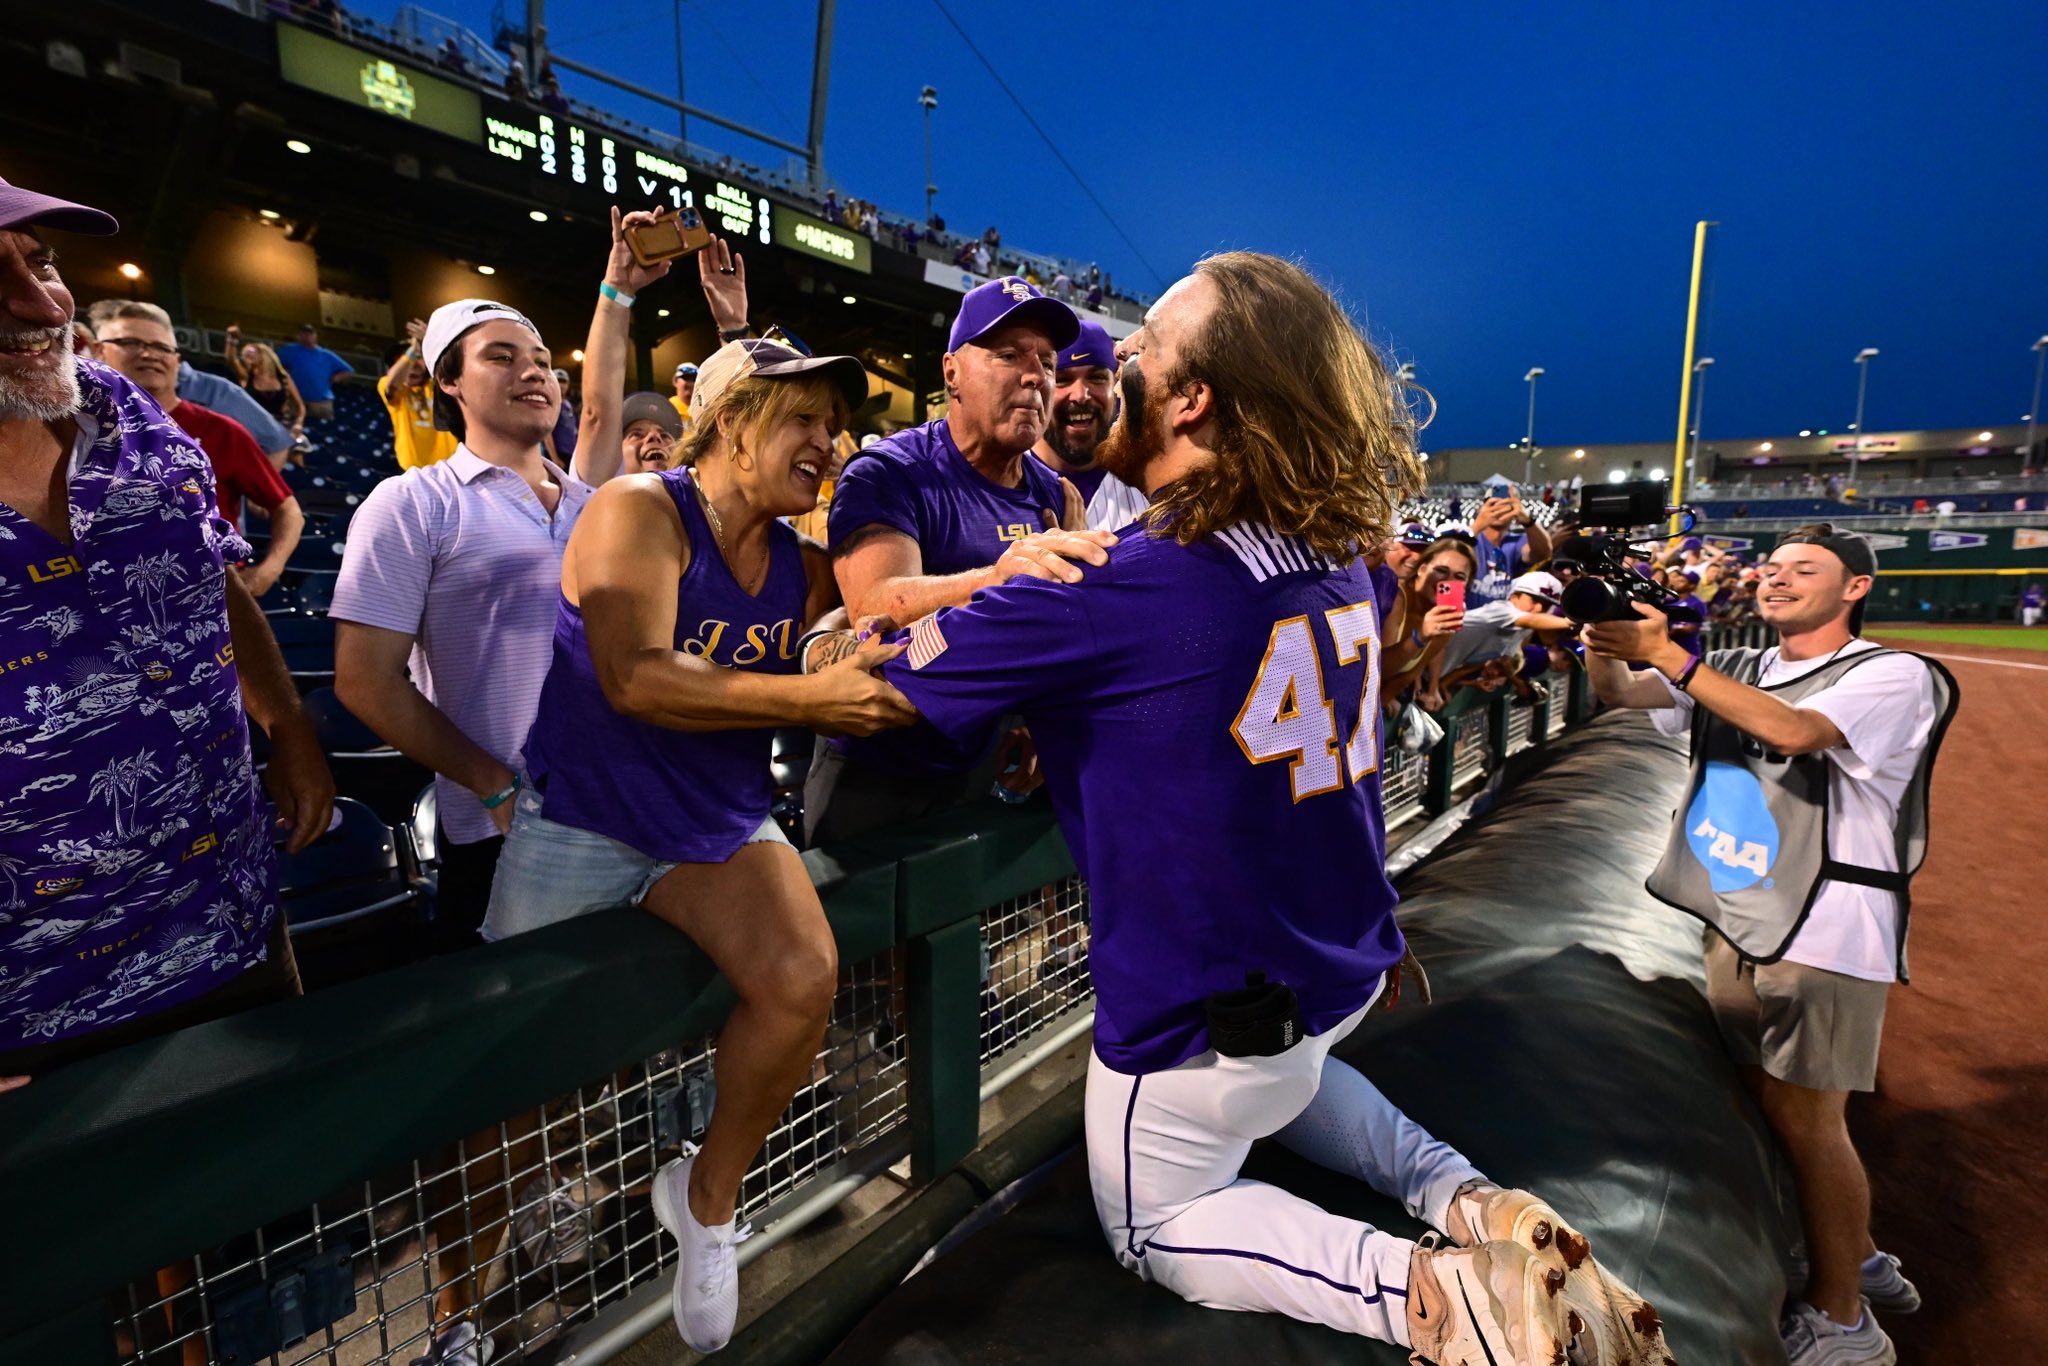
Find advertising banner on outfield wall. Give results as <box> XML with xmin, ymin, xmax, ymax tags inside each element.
<box><xmin>1930</xmin><ymin>531</ymin><xmax>1990</xmax><ymax>552</ymax></box>
<box><xmin>2016</xmin><ymin>529</ymin><xmax>2048</xmax><ymax>550</ymax></box>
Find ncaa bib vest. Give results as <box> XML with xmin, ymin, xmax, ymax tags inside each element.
<box><xmin>1645</xmin><ymin>645</ymin><xmax>1957</xmax><ymax>981</ymax></box>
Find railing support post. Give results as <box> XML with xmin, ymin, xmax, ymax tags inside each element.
<box><xmin>907</xmin><ymin>919</ymin><xmax>983</xmax><ymax>1182</ymax></box>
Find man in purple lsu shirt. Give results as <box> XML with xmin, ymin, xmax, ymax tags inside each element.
<box><xmin>839</xmin><ymin>254</ymin><xmax>1671</xmax><ymax>1363</ymax></box>
<box><xmin>805</xmin><ymin>277</ymin><xmax>1118</xmax><ymax>844</ymax></box>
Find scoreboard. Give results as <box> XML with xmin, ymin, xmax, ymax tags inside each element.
<box><xmin>482</xmin><ymin>100</ymin><xmax>773</xmax><ymax>248</ymax></box>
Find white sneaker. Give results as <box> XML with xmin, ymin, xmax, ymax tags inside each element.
<box><xmin>1860</xmin><ymin>1251</ymin><xmax>1920</xmax><ymax>1315</ymax></box>
<box><xmin>407</xmin><ymin>1319</ymin><xmax>495</xmax><ymax>1366</ymax></box>
<box><xmin>1407</xmin><ymin>1235</ymin><xmax>1574</xmax><ymax>1366</ymax></box>
<box><xmin>1781</xmin><ymin>1299</ymin><xmax>1895</xmax><ymax>1366</ymax></box>
<box><xmin>650</xmin><ymin>1147</ymin><xmax>752</xmax><ymax>1353</ymax></box>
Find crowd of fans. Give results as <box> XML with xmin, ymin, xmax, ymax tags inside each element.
<box><xmin>2</xmin><ymin>155</ymin><xmax>1970</xmax><ymax>1365</ymax></box>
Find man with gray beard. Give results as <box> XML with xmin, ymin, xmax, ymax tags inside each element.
<box><xmin>0</xmin><ymin>177</ymin><xmax>330</xmax><ymax>1090</ymax></box>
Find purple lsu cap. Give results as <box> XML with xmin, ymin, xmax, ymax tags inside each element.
<box><xmin>0</xmin><ymin>177</ymin><xmax>118</xmax><ymax>235</ymax></box>
<box><xmin>1058</xmin><ymin>319</ymin><xmax>1118</xmax><ymax>374</ymax></box>
<box><xmin>948</xmin><ymin>276</ymin><xmax>1080</xmax><ymax>353</ymax></box>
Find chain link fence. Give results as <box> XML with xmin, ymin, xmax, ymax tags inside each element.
<box><xmin>111</xmin><ymin>946</ymin><xmax>905</xmax><ymax>1366</ymax></box>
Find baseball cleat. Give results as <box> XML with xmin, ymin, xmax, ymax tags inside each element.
<box><xmin>1454</xmin><ymin>1186</ymin><xmax>1675</xmax><ymax>1365</ymax></box>
<box><xmin>1407</xmin><ymin>1234</ymin><xmax>1574</xmax><ymax>1366</ymax></box>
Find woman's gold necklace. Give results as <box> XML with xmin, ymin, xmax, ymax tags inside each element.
<box><xmin>696</xmin><ymin>478</ymin><xmax>765</xmax><ymax>592</ymax></box>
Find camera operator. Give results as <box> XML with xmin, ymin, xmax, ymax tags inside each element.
<box><xmin>1583</xmin><ymin>526</ymin><xmax>1956</xmax><ymax>1366</ymax></box>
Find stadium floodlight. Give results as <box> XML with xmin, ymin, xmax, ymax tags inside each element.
<box><xmin>285</xmin><ymin>139</ymin><xmax>311</xmax><ymax>154</ymax></box>
<box><xmin>1848</xmin><ymin>348</ymin><xmax>1880</xmax><ymax>483</ymax></box>
<box><xmin>1687</xmin><ymin>357</ymin><xmax>1715</xmax><ymax>492</ymax></box>
<box><xmin>1606</xmin><ymin>469</ymin><xmax>1627</xmax><ymax>483</ymax></box>
<box><xmin>1522</xmin><ymin>367</ymin><xmax>1544</xmax><ymax>484</ymax></box>
<box><xmin>117</xmin><ymin>263</ymin><xmax>142</xmax><ymax>281</ymax></box>
<box><xmin>842</xmin><ymin>295</ymin><xmax>857</xmax><ymax>305</ymax></box>
<box><xmin>528</xmin><ymin>209</ymin><xmax>548</xmax><ymax>223</ymax></box>
<box><xmin>2027</xmin><ymin>336</ymin><xmax>2048</xmax><ymax>467</ymax></box>
<box><xmin>475</xmin><ymin>265</ymin><xmax>496</xmax><ymax>276</ymax></box>
<box><xmin>920</xmin><ymin>86</ymin><xmax>939</xmax><ymax>222</ymax></box>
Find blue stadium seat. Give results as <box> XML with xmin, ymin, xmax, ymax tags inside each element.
<box><xmin>277</xmin><ymin>796</ymin><xmax>426</xmax><ymax>988</ymax></box>
<box><xmin>301</xmin><ymin>687</ymin><xmax>436</xmax><ymax>825</ymax></box>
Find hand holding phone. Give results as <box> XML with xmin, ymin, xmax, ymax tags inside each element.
<box><xmin>624</xmin><ymin>206</ymin><xmax>714</xmax><ymax>268</ymax></box>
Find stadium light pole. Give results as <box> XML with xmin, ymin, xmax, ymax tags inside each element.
<box><xmin>919</xmin><ymin>86</ymin><xmax>939</xmax><ymax>224</ymax></box>
<box><xmin>1850</xmin><ymin>347</ymin><xmax>1879</xmax><ymax>490</ymax></box>
<box><xmin>1688</xmin><ymin>356</ymin><xmax>1715</xmax><ymax>493</ymax></box>
<box><xmin>672</xmin><ymin>1</ymin><xmax>687</xmax><ymax>146</ymax></box>
<box><xmin>2027</xmin><ymin>335</ymin><xmax>2048</xmax><ymax>470</ymax></box>
<box><xmin>1523</xmin><ymin>366</ymin><xmax>1544</xmax><ymax>485</ymax></box>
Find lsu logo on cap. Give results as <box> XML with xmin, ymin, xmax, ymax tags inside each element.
<box><xmin>1684</xmin><ymin>761</ymin><xmax>1779</xmax><ymax>892</ymax></box>
<box><xmin>1001</xmin><ymin>278</ymin><xmax>1034</xmax><ymax>302</ymax></box>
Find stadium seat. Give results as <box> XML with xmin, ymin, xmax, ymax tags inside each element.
<box><xmin>301</xmin><ymin>686</ymin><xmax>436</xmax><ymax>825</ymax></box>
<box><xmin>294</xmin><ymin>575</ymin><xmax>335</xmax><ymax>615</ymax></box>
<box><xmin>277</xmin><ymin>796</ymin><xmax>425</xmax><ymax>988</ymax></box>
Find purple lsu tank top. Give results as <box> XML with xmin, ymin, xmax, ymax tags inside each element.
<box><xmin>524</xmin><ymin>468</ymin><xmax>808</xmax><ymax>862</ymax></box>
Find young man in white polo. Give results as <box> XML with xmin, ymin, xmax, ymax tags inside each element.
<box><xmin>1584</xmin><ymin>527</ymin><xmax>1957</xmax><ymax>1366</ymax></box>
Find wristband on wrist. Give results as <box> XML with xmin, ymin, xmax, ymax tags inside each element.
<box><xmin>480</xmin><ymin>774</ymin><xmax>523</xmax><ymax>809</ymax></box>
<box><xmin>1672</xmin><ymin>656</ymin><xmax>1702</xmax><ymax>693</ymax></box>
<box><xmin>717</xmin><ymin>324</ymin><xmax>751</xmax><ymax>343</ymax></box>
<box><xmin>599</xmin><ymin>281</ymin><xmax>636</xmax><ymax>309</ymax></box>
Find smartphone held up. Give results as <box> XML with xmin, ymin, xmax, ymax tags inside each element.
<box><xmin>624</xmin><ymin>206</ymin><xmax>714</xmax><ymax>268</ymax></box>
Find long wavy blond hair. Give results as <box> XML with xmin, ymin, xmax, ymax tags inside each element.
<box><xmin>1140</xmin><ymin>252</ymin><xmax>1428</xmax><ymax>564</ymax></box>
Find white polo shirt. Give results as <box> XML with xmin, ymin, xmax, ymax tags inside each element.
<box><xmin>1651</xmin><ymin>640</ymin><xmax>1938</xmax><ymax>981</ymax></box>
<box><xmin>330</xmin><ymin>446</ymin><xmax>594</xmax><ymax>843</ymax></box>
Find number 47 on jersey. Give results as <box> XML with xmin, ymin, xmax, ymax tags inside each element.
<box><xmin>1231</xmin><ymin>604</ymin><xmax>1382</xmax><ymax>802</ymax></box>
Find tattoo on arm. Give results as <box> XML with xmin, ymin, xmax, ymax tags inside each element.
<box><xmin>806</xmin><ymin>630</ymin><xmax>862</xmax><ymax>672</ymax></box>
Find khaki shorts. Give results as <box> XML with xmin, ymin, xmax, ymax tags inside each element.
<box><xmin>1701</xmin><ymin>929</ymin><xmax>1890</xmax><ymax>1092</ymax></box>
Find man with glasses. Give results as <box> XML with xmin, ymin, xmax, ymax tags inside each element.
<box><xmin>1585</xmin><ymin>525</ymin><xmax>1957</xmax><ymax>1366</ymax></box>
<box><xmin>89</xmin><ymin>301</ymin><xmax>305</xmax><ymax>598</ymax></box>
<box><xmin>805</xmin><ymin>277</ymin><xmax>1117</xmax><ymax>844</ymax></box>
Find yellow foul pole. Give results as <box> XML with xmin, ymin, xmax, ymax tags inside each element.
<box><xmin>1669</xmin><ymin>220</ymin><xmax>1713</xmax><ymax>536</ymax></box>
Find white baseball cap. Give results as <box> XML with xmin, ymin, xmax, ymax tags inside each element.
<box><xmin>1510</xmin><ymin>571</ymin><xmax>1564</xmax><ymax>605</ymax></box>
<box><xmin>421</xmin><ymin>298</ymin><xmax>541</xmax><ymax>375</ymax></box>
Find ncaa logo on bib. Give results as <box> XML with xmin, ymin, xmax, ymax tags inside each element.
<box><xmin>1685</xmin><ymin>761</ymin><xmax>1780</xmax><ymax>892</ymax></box>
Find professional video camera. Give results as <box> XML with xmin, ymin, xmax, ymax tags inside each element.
<box><xmin>1550</xmin><ymin>480</ymin><xmax>1704</xmax><ymax>626</ymax></box>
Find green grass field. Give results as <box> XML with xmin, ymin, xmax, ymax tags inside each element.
<box><xmin>1869</xmin><ymin>625</ymin><xmax>2048</xmax><ymax>653</ymax></box>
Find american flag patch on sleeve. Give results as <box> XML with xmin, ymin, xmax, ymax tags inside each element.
<box><xmin>907</xmin><ymin>614</ymin><xmax>950</xmax><ymax>669</ymax></box>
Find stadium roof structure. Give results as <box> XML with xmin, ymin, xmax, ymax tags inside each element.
<box><xmin>5</xmin><ymin>0</ymin><xmax>1137</xmax><ymax>417</ymax></box>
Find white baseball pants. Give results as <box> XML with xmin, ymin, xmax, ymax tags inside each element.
<box><xmin>1083</xmin><ymin>986</ymin><xmax>1485</xmax><ymax>1348</ymax></box>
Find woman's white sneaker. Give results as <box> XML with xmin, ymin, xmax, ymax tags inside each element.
<box><xmin>1859</xmin><ymin>1251</ymin><xmax>1920</xmax><ymax>1315</ymax></box>
<box><xmin>650</xmin><ymin>1148</ymin><xmax>752</xmax><ymax>1353</ymax></box>
<box><xmin>1781</xmin><ymin>1299</ymin><xmax>1896</xmax><ymax>1366</ymax></box>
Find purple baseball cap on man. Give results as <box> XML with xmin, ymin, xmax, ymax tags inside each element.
<box><xmin>0</xmin><ymin>177</ymin><xmax>118</xmax><ymax>235</ymax></box>
<box><xmin>947</xmin><ymin>276</ymin><xmax>1080</xmax><ymax>353</ymax></box>
<box><xmin>1058</xmin><ymin>319</ymin><xmax>1119</xmax><ymax>374</ymax></box>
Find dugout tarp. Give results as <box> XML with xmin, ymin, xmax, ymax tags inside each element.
<box><xmin>829</xmin><ymin>711</ymin><xmax>1793</xmax><ymax>1364</ymax></box>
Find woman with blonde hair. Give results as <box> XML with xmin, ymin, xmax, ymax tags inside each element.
<box><xmin>480</xmin><ymin>208</ymin><xmax>918</xmax><ymax>1356</ymax></box>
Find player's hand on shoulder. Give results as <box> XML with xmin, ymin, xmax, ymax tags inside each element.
<box><xmin>992</xmin><ymin>526</ymin><xmax>1119</xmax><ymax>586</ymax></box>
<box><xmin>804</xmin><ymin>642</ymin><xmax>919</xmax><ymax>736</ymax></box>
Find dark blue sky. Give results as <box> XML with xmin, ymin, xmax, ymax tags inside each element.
<box><xmin>441</xmin><ymin>0</ymin><xmax>2047</xmax><ymax>450</ymax></box>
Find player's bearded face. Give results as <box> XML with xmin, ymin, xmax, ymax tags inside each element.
<box><xmin>1095</xmin><ymin>358</ymin><xmax>1166</xmax><ymax>487</ymax></box>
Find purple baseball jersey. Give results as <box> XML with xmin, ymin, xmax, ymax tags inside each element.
<box><xmin>524</xmin><ymin>470</ymin><xmax>806</xmax><ymax>862</ymax></box>
<box><xmin>1052</xmin><ymin>462</ymin><xmax>1110</xmax><ymax>502</ymax></box>
<box><xmin>827</xmin><ymin>418</ymin><xmax>1067</xmax><ymax>574</ymax></box>
<box><xmin>883</xmin><ymin>523</ymin><xmax>1405</xmax><ymax>1075</ymax></box>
